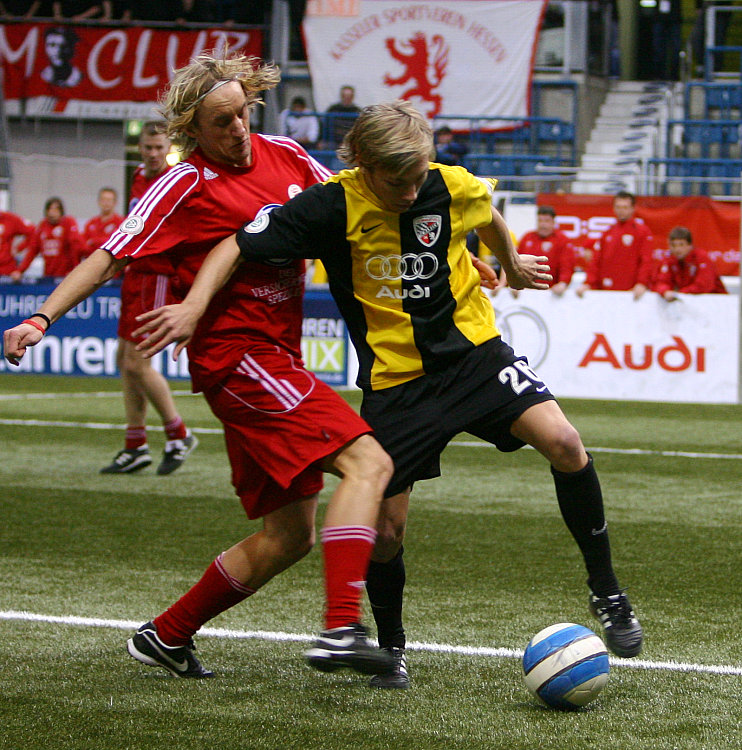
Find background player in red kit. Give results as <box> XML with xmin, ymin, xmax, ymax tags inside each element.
<box><xmin>12</xmin><ymin>197</ymin><xmax>82</xmax><ymax>280</ymax></box>
<box><xmin>3</xmin><ymin>51</ymin><xmax>395</xmax><ymax>681</ymax></box>
<box><xmin>81</xmin><ymin>187</ymin><xmax>123</xmax><ymax>262</ymax></box>
<box><xmin>510</xmin><ymin>205</ymin><xmax>575</xmax><ymax>296</ymax></box>
<box><xmin>576</xmin><ymin>191</ymin><xmax>655</xmax><ymax>299</ymax></box>
<box><xmin>100</xmin><ymin>121</ymin><xmax>196</xmax><ymax>476</ymax></box>
<box><xmin>0</xmin><ymin>209</ymin><xmax>35</xmax><ymax>277</ymax></box>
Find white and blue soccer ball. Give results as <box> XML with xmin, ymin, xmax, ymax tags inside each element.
<box><xmin>522</xmin><ymin>623</ymin><xmax>610</xmax><ymax>710</ymax></box>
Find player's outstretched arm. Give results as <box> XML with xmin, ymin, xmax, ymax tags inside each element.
<box><xmin>134</xmin><ymin>233</ymin><xmax>243</xmax><ymax>359</ymax></box>
<box><xmin>3</xmin><ymin>248</ymin><xmax>124</xmax><ymax>365</ymax></box>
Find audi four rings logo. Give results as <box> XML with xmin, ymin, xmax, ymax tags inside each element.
<box><xmin>365</xmin><ymin>253</ymin><xmax>439</xmax><ymax>280</ymax></box>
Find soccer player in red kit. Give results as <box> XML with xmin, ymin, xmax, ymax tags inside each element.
<box><xmin>100</xmin><ymin>121</ymin><xmax>196</xmax><ymax>476</ymax></box>
<box><xmin>0</xmin><ymin>209</ymin><xmax>35</xmax><ymax>276</ymax></box>
<box><xmin>3</xmin><ymin>51</ymin><xmax>395</xmax><ymax>680</ymax></box>
<box><xmin>576</xmin><ymin>191</ymin><xmax>655</xmax><ymax>300</ymax></box>
<box><xmin>81</xmin><ymin>187</ymin><xmax>123</xmax><ymax>262</ymax></box>
<box><xmin>12</xmin><ymin>197</ymin><xmax>82</xmax><ymax>279</ymax></box>
<box><xmin>511</xmin><ymin>205</ymin><xmax>575</xmax><ymax>296</ymax></box>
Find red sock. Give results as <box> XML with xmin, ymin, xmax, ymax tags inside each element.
<box><xmin>125</xmin><ymin>425</ymin><xmax>147</xmax><ymax>450</ymax></box>
<box><xmin>321</xmin><ymin>525</ymin><xmax>377</xmax><ymax>630</ymax></box>
<box><xmin>164</xmin><ymin>416</ymin><xmax>187</xmax><ymax>441</ymax></box>
<box><xmin>153</xmin><ymin>554</ymin><xmax>255</xmax><ymax>646</ymax></box>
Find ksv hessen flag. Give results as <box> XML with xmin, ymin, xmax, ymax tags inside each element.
<box><xmin>303</xmin><ymin>0</ymin><xmax>547</xmax><ymax>122</ymax></box>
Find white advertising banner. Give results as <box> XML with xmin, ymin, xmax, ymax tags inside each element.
<box><xmin>303</xmin><ymin>0</ymin><xmax>546</xmax><ymax>119</ymax></box>
<box><xmin>490</xmin><ymin>289</ymin><xmax>739</xmax><ymax>404</ymax></box>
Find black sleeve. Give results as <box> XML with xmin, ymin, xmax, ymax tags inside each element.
<box><xmin>235</xmin><ymin>181</ymin><xmax>346</xmax><ymax>264</ymax></box>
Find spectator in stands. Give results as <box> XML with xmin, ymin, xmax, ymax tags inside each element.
<box><xmin>41</xmin><ymin>26</ymin><xmax>83</xmax><ymax>87</ymax></box>
<box><xmin>576</xmin><ymin>191</ymin><xmax>655</xmax><ymax>300</ymax></box>
<box><xmin>99</xmin><ymin>120</ymin><xmax>196</xmax><ymax>476</ymax></box>
<box><xmin>207</xmin><ymin>0</ymin><xmax>267</xmax><ymax>24</ymax></box>
<box><xmin>325</xmin><ymin>85</ymin><xmax>361</xmax><ymax>146</ymax></box>
<box><xmin>647</xmin><ymin>0</ymin><xmax>682</xmax><ymax>80</ymax></box>
<box><xmin>12</xmin><ymin>197</ymin><xmax>82</xmax><ymax>280</ymax></box>
<box><xmin>279</xmin><ymin>96</ymin><xmax>319</xmax><ymax>149</ymax></box>
<box><xmin>120</xmin><ymin>0</ymin><xmax>185</xmax><ymax>21</ymax></box>
<box><xmin>53</xmin><ymin>1</ymin><xmax>112</xmax><ymax>20</ymax></box>
<box><xmin>177</xmin><ymin>0</ymin><xmax>214</xmax><ymax>22</ymax></box>
<box><xmin>0</xmin><ymin>1</ymin><xmax>42</xmax><ymax>16</ymax></box>
<box><xmin>434</xmin><ymin>126</ymin><xmax>468</xmax><ymax>167</ymax></box>
<box><xmin>0</xmin><ymin>209</ymin><xmax>35</xmax><ymax>277</ymax></box>
<box><xmin>653</xmin><ymin>225</ymin><xmax>727</xmax><ymax>300</ymax></box>
<box><xmin>508</xmin><ymin>205</ymin><xmax>575</xmax><ymax>296</ymax></box>
<box><xmin>81</xmin><ymin>187</ymin><xmax>123</xmax><ymax>263</ymax></box>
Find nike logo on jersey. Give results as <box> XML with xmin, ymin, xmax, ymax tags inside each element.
<box><xmin>361</xmin><ymin>223</ymin><xmax>382</xmax><ymax>233</ymax></box>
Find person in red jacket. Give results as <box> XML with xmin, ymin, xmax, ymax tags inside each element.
<box><xmin>512</xmin><ymin>205</ymin><xmax>575</xmax><ymax>296</ymax></box>
<box><xmin>81</xmin><ymin>187</ymin><xmax>123</xmax><ymax>262</ymax></box>
<box><xmin>0</xmin><ymin>210</ymin><xmax>35</xmax><ymax>276</ymax></box>
<box><xmin>576</xmin><ymin>191</ymin><xmax>655</xmax><ymax>300</ymax></box>
<box><xmin>12</xmin><ymin>197</ymin><xmax>82</xmax><ymax>280</ymax></box>
<box><xmin>653</xmin><ymin>225</ymin><xmax>727</xmax><ymax>301</ymax></box>
<box><xmin>99</xmin><ymin>121</ymin><xmax>197</xmax><ymax>476</ymax></box>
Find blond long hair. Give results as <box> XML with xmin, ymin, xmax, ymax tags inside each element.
<box><xmin>337</xmin><ymin>100</ymin><xmax>435</xmax><ymax>173</ymax></box>
<box><xmin>159</xmin><ymin>51</ymin><xmax>281</xmax><ymax>157</ymax></box>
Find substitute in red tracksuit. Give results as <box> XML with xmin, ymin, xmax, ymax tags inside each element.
<box><xmin>0</xmin><ymin>210</ymin><xmax>35</xmax><ymax>276</ymax></box>
<box><xmin>81</xmin><ymin>187</ymin><xmax>124</xmax><ymax>262</ymax></box>
<box><xmin>13</xmin><ymin>197</ymin><xmax>82</xmax><ymax>279</ymax></box>
<box><xmin>577</xmin><ymin>191</ymin><xmax>655</xmax><ymax>300</ymax></box>
<box><xmin>515</xmin><ymin>205</ymin><xmax>575</xmax><ymax>296</ymax></box>
<box><xmin>653</xmin><ymin>226</ymin><xmax>727</xmax><ymax>301</ymax></box>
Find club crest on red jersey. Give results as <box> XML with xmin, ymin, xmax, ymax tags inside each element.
<box><xmin>413</xmin><ymin>215</ymin><xmax>442</xmax><ymax>247</ymax></box>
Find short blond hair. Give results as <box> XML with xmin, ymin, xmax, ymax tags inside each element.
<box><xmin>159</xmin><ymin>50</ymin><xmax>281</xmax><ymax>157</ymax></box>
<box><xmin>337</xmin><ymin>100</ymin><xmax>435</xmax><ymax>174</ymax></box>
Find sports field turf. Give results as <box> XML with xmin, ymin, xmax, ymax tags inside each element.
<box><xmin>1</xmin><ymin>374</ymin><xmax>740</xmax><ymax>750</ymax></box>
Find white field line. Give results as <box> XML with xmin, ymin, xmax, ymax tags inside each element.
<box><xmin>1</xmin><ymin>609</ymin><xmax>740</xmax><ymax>677</ymax></box>
<box><xmin>0</xmin><ymin>416</ymin><xmax>741</xmax><ymax>460</ymax></box>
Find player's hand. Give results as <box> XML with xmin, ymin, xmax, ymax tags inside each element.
<box><xmin>133</xmin><ymin>303</ymin><xmax>199</xmax><ymax>360</ymax></box>
<box><xmin>3</xmin><ymin>322</ymin><xmax>44</xmax><ymax>365</ymax></box>
<box><xmin>503</xmin><ymin>254</ymin><xmax>552</xmax><ymax>291</ymax></box>
<box><xmin>469</xmin><ymin>253</ymin><xmax>498</xmax><ymax>290</ymax></box>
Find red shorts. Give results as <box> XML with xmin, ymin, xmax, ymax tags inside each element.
<box><xmin>117</xmin><ymin>269</ymin><xmax>177</xmax><ymax>341</ymax></box>
<box><xmin>204</xmin><ymin>345</ymin><xmax>372</xmax><ymax>519</ymax></box>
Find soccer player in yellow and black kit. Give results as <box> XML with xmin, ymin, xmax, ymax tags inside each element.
<box><xmin>135</xmin><ymin>101</ymin><xmax>644</xmax><ymax>688</ymax></box>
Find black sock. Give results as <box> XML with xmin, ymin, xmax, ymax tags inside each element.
<box><xmin>551</xmin><ymin>454</ymin><xmax>620</xmax><ymax>597</ymax></box>
<box><xmin>366</xmin><ymin>546</ymin><xmax>406</xmax><ymax>649</ymax></box>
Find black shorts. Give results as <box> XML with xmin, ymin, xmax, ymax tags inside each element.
<box><xmin>361</xmin><ymin>337</ymin><xmax>556</xmax><ymax>497</ymax></box>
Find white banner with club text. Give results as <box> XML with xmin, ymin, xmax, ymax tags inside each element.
<box><xmin>303</xmin><ymin>0</ymin><xmax>546</xmax><ymax>120</ymax></box>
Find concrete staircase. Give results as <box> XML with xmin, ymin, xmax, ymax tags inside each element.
<box><xmin>571</xmin><ymin>81</ymin><xmax>678</xmax><ymax>195</ymax></box>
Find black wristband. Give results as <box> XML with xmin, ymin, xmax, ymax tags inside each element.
<box><xmin>30</xmin><ymin>312</ymin><xmax>51</xmax><ymax>329</ymax></box>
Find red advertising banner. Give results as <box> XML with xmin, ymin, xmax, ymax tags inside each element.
<box><xmin>539</xmin><ymin>193</ymin><xmax>740</xmax><ymax>277</ymax></box>
<box><xmin>0</xmin><ymin>22</ymin><xmax>263</xmax><ymax>118</ymax></box>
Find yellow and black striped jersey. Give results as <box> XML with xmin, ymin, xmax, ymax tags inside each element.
<box><xmin>236</xmin><ymin>163</ymin><xmax>500</xmax><ymax>391</ymax></box>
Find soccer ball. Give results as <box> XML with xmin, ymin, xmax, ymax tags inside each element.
<box><xmin>522</xmin><ymin>623</ymin><xmax>610</xmax><ymax>710</ymax></box>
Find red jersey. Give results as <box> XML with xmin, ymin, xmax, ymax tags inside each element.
<box><xmin>585</xmin><ymin>218</ymin><xmax>655</xmax><ymax>291</ymax></box>
<box><xmin>517</xmin><ymin>229</ymin><xmax>575</xmax><ymax>287</ymax></box>
<box><xmin>103</xmin><ymin>134</ymin><xmax>332</xmax><ymax>392</ymax></box>
<box><xmin>82</xmin><ymin>212</ymin><xmax>124</xmax><ymax>261</ymax></box>
<box><xmin>18</xmin><ymin>216</ymin><xmax>82</xmax><ymax>277</ymax></box>
<box><xmin>125</xmin><ymin>163</ymin><xmax>176</xmax><ymax>276</ymax></box>
<box><xmin>653</xmin><ymin>248</ymin><xmax>727</xmax><ymax>295</ymax></box>
<box><xmin>0</xmin><ymin>210</ymin><xmax>35</xmax><ymax>275</ymax></box>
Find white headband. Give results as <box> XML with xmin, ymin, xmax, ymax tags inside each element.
<box><xmin>191</xmin><ymin>78</ymin><xmax>236</xmax><ymax>109</ymax></box>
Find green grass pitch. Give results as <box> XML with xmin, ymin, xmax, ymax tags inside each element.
<box><xmin>0</xmin><ymin>374</ymin><xmax>740</xmax><ymax>750</ymax></box>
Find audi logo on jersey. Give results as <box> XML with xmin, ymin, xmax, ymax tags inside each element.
<box><xmin>365</xmin><ymin>252</ymin><xmax>439</xmax><ymax>281</ymax></box>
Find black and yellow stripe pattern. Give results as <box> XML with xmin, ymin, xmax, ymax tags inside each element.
<box><xmin>236</xmin><ymin>163</ymin><xmax>500</xmax><ymax>391</ymax></box>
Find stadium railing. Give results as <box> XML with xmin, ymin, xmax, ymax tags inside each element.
<box><xmin>684</xmin><ymin>82</ymin><xmax>742</xmax><ymax>119</ymax></box>
<box><xmin>646</xmin><ymin>156</ymin><xmax>742</xmax><ymax>196</ymax></box>
<box><xmin>666</xmin><ymin>118</ymin><xmax>742</xmax><ymax>160</ymax></box>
